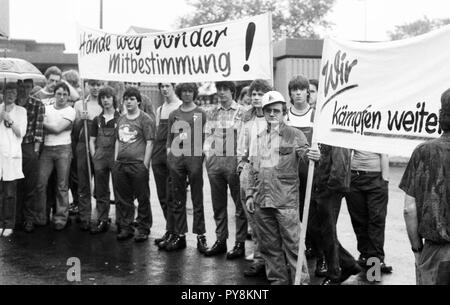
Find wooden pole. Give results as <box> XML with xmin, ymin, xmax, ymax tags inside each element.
<box><xmin>80</xmin><ymin>79</ymin><xmax>93</xmax><ymax>197</ymax></box>
<box><xmin>294</xmin><ymin>143</ymin><xmax>317</xmax><ymax>285</ymax></box>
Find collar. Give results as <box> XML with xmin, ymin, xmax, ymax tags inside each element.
<box><xmin>101</xmin><ymin>110</ymin><xmax>120</xmax><ymax>118</ymax></box>
<box><xmin>218</xmin><ymin>100</ymin><xmax>238</xmax><ymax>111</ymax></box>
<box><xmin>266</xmin><ymin>122</ymin><xmax>285</xmax><ymax>135</ymax></box>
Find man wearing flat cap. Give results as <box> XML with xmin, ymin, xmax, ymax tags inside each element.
<box><xmin>400</xmin><ymin>88</ymin><xmax>450</xmax><ymax>285</ymax></box>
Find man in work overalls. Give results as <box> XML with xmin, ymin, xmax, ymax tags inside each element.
<box><xmin>245</xmin><ymin>91</ymin><xmax>321</xmax><ymax>285</ymax></box>
<box><xmin>89</xmin><ymin>86</ymin><xmax>120</xmax><ymax>234</ymax></box>
<box><xmin>152</xmin><ymin>83</ymin><xmax>182</xmax><ymax>248</ymax></box>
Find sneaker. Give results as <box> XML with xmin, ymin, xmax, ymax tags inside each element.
<box><xmin>23</xmin><ymin>222</ymin><xmax>35</xmax><ymax>233</ymax></box>
<box><xmin>197</xmin><ymin>235</ymin><xmax>208</xmax><ymax>254</ymax></box>
<box><xmin>165</xmin><ymin>234</ymin><xmax>187</xmax><ymax>251</ymax></box>
<box><xmin>2</xmin><ymin>229</ymin><xmax>13</xmax><ymax>237</ymax></box>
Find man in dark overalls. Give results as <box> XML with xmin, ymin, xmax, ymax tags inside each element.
<box><xmin>152</xmin><ymin>83</ymin><xmax>182</xmax><ymax>248</ymax></box>
<box><xmin>89</xmin><ymin>86</ymin><xmax>120</xmax><ymax>234</ymax></box>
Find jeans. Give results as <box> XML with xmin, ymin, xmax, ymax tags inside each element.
<box><xmin>0</xmin><ymin>181</ymin><xmax>17</xmax><ymax>229</ymax></box>
<box><xmin>207</xmin><ymin>155</ymin><xmax>247</xmax><ymax>243</ymax></box>
<box><xmin>35</xmin><ymin>145</ymin><xmax>72</xmax><ymax>226</ymax></box>
<box><xmin>16</xmin><ymin>143</ymin><xmax>39</xmax><ymax>225</ymax></box>
<box><xmin>167</xmin><ymin>154</ymin><xmax>205</xmax><ymax>235</ymax></box>
<box><xmin>112</xmin><ymin>162</ymin><xmax>152</xmax><ymax>235</ymax></box>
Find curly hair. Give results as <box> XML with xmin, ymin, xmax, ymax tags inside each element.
<box><xmin>175</xmin><ymin>82</ymin><xmax>198</xmax><ymax>101</ymax></box>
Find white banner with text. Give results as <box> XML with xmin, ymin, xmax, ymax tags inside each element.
<box><xmin>314</xmin><ymin>25</ymin><xmax>450</xmax><ymax>157</ymax></box>
<box><xmin>77</xmin><ymin>14</ymin><xmax>272</xmax><ymax>83</ymax></box>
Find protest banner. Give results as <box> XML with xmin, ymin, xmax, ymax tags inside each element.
<box><xmin>313</xmin><ymin>25</ymin><xmax>450</xmax><ymax>157</ymax></box>
<box><xmin>77</xmin><ymin>13</ymin><xmax>272</xmax><ymax>83</ymax></box>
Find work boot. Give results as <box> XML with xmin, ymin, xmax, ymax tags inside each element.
<box><xmin>155</xmin><ymin>231</ymin><xmax>170</xmax><ymax>245</ymax></box>
<box><xmin>134</xmin><ymin>232</ymin><xmax>149</xmax><ymax>243</ymax></box>
<box><xmin>116</xmin><ymin>230</ymin><xmax>134</xmax><ymax>241</ymax></box>
<box><xmin>197</xmin><ymin>235</ymin><xmax>208</xmax><ymax>254</ymax></box>
<box><xmin>226</xmin><ymin>242</ymin><xmax>245</xmax><ymax>260</ymax></box>
<box><xmin>157</xmin><ymin>233</ymin><xmax>174</xmax><ymax>250</ymax></box>
<box><xmin>165</xmin><ymin>234</ymin><xmax>186</xmax><ymax>251</ymax></box>
<box><xmin>204</xmin><ymin>240</ymin><xmax>227</xmax><ymax>257</ymax></box>
<box><xmin>243</xmin><ymin>262</ymin><xmax>265</xmax><ymax>277</ymax></box>
<box><xmin>315</xmin><ymin>256</ymin><xmax>328</xmax><ymax>277</ymax></box>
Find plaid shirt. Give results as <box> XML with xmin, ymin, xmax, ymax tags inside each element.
<box><xmin>22</xmin><ymin>96</ymin><xmax>45</xmax><ymax>144</ymax></box>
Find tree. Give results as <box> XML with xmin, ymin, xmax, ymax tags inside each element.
<box><xmin>388</xmin><ymin>16</ymin><xmax>450</xmax><ymax>40</ymax></box>
<box><xmin>176</xmin><ymin>0</ymin><xmax>335</xmax><ymax>40</ymax></box>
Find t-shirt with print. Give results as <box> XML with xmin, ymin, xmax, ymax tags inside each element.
<box><xmin>116</xmin><ymin>110</ymin><xmax>155</xmax><ymax>163</ymax></box>
<box><xmin>44</xmin><ymin>105</ymin><xmax>76</xmax><ymax>146</ymax></box>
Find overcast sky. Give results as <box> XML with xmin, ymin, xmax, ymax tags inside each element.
<box><xmin>7</xmin><ymin>0</ymin><xmax>450</xmax><ymax>52</ymax></box>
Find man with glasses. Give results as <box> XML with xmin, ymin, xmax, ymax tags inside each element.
<box><xmin>35</xmin><ymin>82</ymin><xmax>76</xmax><ymax>231</ymax></box>
<box><xmin>245</xmin><ymin>90</ymin><xmax>320</xmax><ymax>285</ymax></box>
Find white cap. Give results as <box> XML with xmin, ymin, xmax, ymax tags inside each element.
<box><xmin>261</xmin><ymin>91</ymin><xmax>286</xmax><ymax>108</ymax></box>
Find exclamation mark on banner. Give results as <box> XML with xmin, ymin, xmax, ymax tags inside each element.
<box><xmin>243</xmin><ymin>22</ymin><xmax>256</xmax><ymax>72</ymax></box>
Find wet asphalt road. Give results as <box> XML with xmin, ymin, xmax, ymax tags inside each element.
<box><xmin>0</xmin><ymin>165</ymin><xmax>414</xmax><ymax>285</ymax></box>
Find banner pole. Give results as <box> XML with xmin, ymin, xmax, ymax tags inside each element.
<box><xmin>80</xmin><ymin>79</ymin><xmax>94</xmax><ymax>198</ymax></box>
<box><xmin>294</xmin><ymin>150</ymin><xmax>316</xmax><ymax>285</ymax></box>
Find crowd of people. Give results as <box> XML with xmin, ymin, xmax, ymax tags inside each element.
<box><xmin>1</xmin><ymin>64</ymin><xmax>448</xmax><ymax>285</ymax></box>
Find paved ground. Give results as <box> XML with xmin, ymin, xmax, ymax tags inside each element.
<box><xmin>0</xmin><ymin>164</ymin><xmax>414</xmax><ymax>285</ymax></box>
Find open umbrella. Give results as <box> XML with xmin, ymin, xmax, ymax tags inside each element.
<box><xmin>0</xmin><ymin>57</ymin><xmax>45</xmax><ymax>81</ymax></box>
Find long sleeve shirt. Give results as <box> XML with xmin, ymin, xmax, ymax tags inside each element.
<box><xmin>204</xmin><ymin>101</ymin><xmax>246</xmax><ymax>157</ymax></box>
<box><xmin>246</xmin><ymin>122</ymin><xmax>309</xmax><ymax>209</ymax></box>
<box><xmin>22</xmin><ymin>96</ymin><xmax>45</xmax><ymax>144</ymax></box>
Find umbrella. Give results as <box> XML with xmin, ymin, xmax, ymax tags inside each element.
<box><xmin>0</xmin><ymin>57</ymin><xmax>45</xmax><ymax>81</ymax></box>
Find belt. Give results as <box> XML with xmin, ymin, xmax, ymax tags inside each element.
<box><xmin>351</xmin><ymin>170</ymin><xmax>380</xmax><ymax>176</ymax></box>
